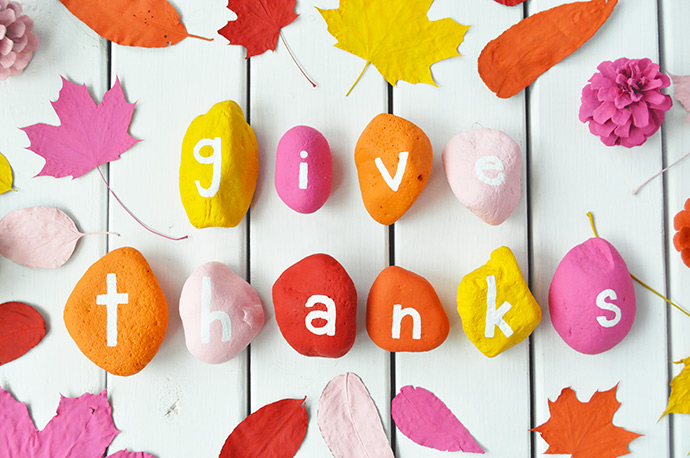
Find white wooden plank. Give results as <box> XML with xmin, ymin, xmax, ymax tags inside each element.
<box><xmin>249</xmin><ymin>1</ymin><xmax>389</xmax><ymax>455</ymax></box>
<box><xmin>107</xmin><ymin>1</ymin><xmax>248</xmax><ymax>455</ymax></box>
<box><xmin>529</xmin><ymin>0</ymin><xmax>669</xmax><ymax>455</ymax></box>
<box><xmin>0</xmin><ymin>0</ymin><xmax>107</xmax><ymax>428</ymax></box>
<box><xmin>659</xmin><ymin>0</ymin><xmax>690</xmax><ymax>456</ymax></box>
<box><xmin>393</xmin><ymin>1</ymin><xmax>529</xmax><ymax>456</ymax></box>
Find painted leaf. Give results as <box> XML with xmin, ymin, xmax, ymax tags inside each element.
<box><xmin>0</xmin><ymin>152</ymin><xmax>14</xmax><ymax>194</ymax></box>
<box><xmin>318</xmin><ymin>0</ymin><xmax>470</xmax><ymax>95</ymax></box>
<box><xmin>218</xmin><ymin>0</ymin><xmax>298</xmax><ymax>58</ymax></box>
<box><xmin>479</xmin><ymin>0</ymin><xmax>617</xmax><ymax>98</ymax></box>
<box><xmin>0</xmin><ymin>207</ymin><xmax>89</xmax><ymax>269</ymax></box>
<box><xmin>493</xmin><ymin>0</ymin><xmax>526</xmax><ymax>5</ymax></box>
<box><xmin>219</xmin><ymin>397</ymin><xmax>308</xmax><ymax>458</ymax></box>
<box><xmin>107</xmin><ymin>451</ymin><xmax>155</xmax><ymax>458</ymax></box>
<box><xmin>59</xmin><ymin>0</ymin><xmax>202</xmax><ymax>47</ymax></box>
<box><xmin>0</xmin><ymin>387</ymin><xmax>151</xmax><ymax>458</ymax></box>
<box><xmin>318</xmin><ymin>373</ymin><xmax>394</xmax><ymax>458</ymax></box>
<box><xmin>532</xmin><ymin>386</ymin><xmax>642</xmax><ymax>458</ymax></box>
<box><xmin>671</xmin><ymin>74</ymin><xmax>690</xmax><ymax>122</ymax></box>
<box><xmin>21</xmin><ymin>77</ymin><xmax>139</xmax><ymax>179</ymax></box>
<box><xmin>391</xmin><ymin>385</ymin><xmax>484</xmax><ymax>453</ymax></box>
<box><xmin>661</xmin><ymin>356</ymin><xmax>690</xmax><ymax>417</ymax></box>
<box><xmin>0</xmin><ymin>302</ymin><xmax>46</xmax><ymax>366</ymax></box>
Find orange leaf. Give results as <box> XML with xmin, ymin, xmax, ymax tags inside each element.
<box><xmin>478</xmin><ymin>0</ymin><xmax>617</xmax><ymax>98</ymax></box>
<box><xmin>532</xmin><ymin>386</ymin><xmax>641</xmax><ymax>458</ymax></box>
<box><xmin>59</xmin><ymin>0</ymin><xmax>207</xmax><ymax>47</ymax></box>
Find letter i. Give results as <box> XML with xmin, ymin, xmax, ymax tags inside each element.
<box><xmin>299</xmin><ymin>151</ymin><xmax>308</xmax><ymax>190</ymax></box>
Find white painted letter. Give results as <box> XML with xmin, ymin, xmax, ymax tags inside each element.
<box><xmin>596</xmin><ymin>289</ymin><xmax>621</xmax><ymax>328</ymax></box>
<box><xmin>375</xmin><ymin>151</ymin><xmax>409</xmax><ymax>192</ymax></box>
<box><xmin>485</xmin><ymin>275</ymin><xmax>513</xmax><ymax>338</ymax></box>
<box><xmin>475</xmin><ymin>156</ymin><xmax>506</xmax><ymax>186</ymax></box>
<box><xmin>299</xmin><ymin>151</ymin><xmax>309</xmax><ymax>190</ymax></box>
<box><xmin>200</xmin><ymin>276</ymin><xmax>232</xmax><ymax>344</ymax></box>
<box><xmin>391</xmin><ymin>304</ymin><xmax>422</xmax><ymax>340</ymax></box>
<box><xmin>96</xmin><ymin>273</ymin><xmax>129</xmax><ymax>347</ymax></box>
<box><xmin>305</xmin><ymin>294</ymin><xmax>336</xmax><ymax>336</ymax></box>
<box><xmin>193</xmin><ymin>137</ymin><xmax>222</xmax><ymax>198</ymax></box>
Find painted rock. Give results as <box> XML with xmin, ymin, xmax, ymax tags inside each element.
<box><xmin>355</xmin><ymin>113</ymin><xmax>433</xmax><ymax>225</ymax></box>
<box><xmin>549</xmin><ymin>237</ymin><xmax>636</xmax><ymax>355</ymax></box>
<box><xmin>179</xmin><ymin>262</ymin><xmax>264</xmax><ymax>364</ymax></box>
<box><xmin>442</xmin><ymin>129</ymin><xmax>521</xmax><ymax>225</ymax></box>
<box><xmin>272</xmin><ymin>254</ymin><xmax>357</xmax><ymax>358</ymax></box>
<box><xmin>367</xmin><ymin>266</ymin><xmax>449</xmax><ymax>352</ymax></box>
<box><xmin>180</xmin><ymin>100</ymin><xmax>258</xmax><ymax>229</ymax></box>
<box><xmin>456</xmin><ymin>246</ymin><xmax>541</xmax><ymax>358</ymax></box>
<box><xmin>673</xmin><ymin>198</ymin><xmax>690</xmax><ymax>268</ymax></box>
<box><xmin>64</xmin><ymin>247</ymin><xmax>168</xmax><ymax>376</ymax></box>
<box><xmin>275</xmin><ymin>126</ymin><xmax>332</xmax><ymax>214</ymax></box>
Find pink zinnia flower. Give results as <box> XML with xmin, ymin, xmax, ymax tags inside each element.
<box><xmin>579</xmin><ymin>57</ymin><xmax>672</xmax><ymax>148</ymax></box>
<box><xmin>0</xmin><ymin>0</ymin><xmax>39</xmax><ymax>81</ymax></box>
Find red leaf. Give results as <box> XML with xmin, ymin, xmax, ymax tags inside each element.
<box><xmin>21</xmin><ymin>77</ymin><xmax>139</xmax><ymax>179</ymax></box>
<box><xmin>532</xmin><ymin>386</ymin><xmax>642</xmax><ymax>458</ymax></box>
<box><xmin>219</xmin><ymin>398</ymin><xmax>308</xmax><ymax>458</ymax></box>
<box><xmin>0</xmin><ymin>302</ymin><xmax>46</xmax><ymax>365</ymax></box>
<box><xmin>218</xmin><ymin>0</ymin><xmax>298</xmax><ymax>58</ymax></box>
<box><xmin>493</xmin><ymin>0</ymin><xmax>526</xmax><ymax>5</ymax></box>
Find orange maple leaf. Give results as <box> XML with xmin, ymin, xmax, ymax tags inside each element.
<box><xmin>532</xmin><ymin>386</ymin><xmax>641</xmax><ymax>458</ymax></box>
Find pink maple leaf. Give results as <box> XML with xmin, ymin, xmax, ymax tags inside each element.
<box><xmin>20</xmin><ymin>77</ymin><xmax>186</xmax><ymax>241</ymax></box>
<box><xmin>21</xmin><ymin>76</ymin><xmax>140</xmax><ymax>179</ymax></box>
<box><xmin>0</xmin><ymin>386</ymin><xmax>155</xmax><ymax>458</ymax></box>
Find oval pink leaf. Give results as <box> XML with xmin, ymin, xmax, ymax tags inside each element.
<box><xmin>391</xmin><ymin>385</ymin><xmax>484</xmax><ymax>453</ymax></box>
<box><xmin>318</xmin><ymin>373</ymin><xmax>394</xmax><ymax>458</ymax></box>
<box><xmin>0</xmin><ymin>207</ymin><xmax>84</xmax><ymax>268</ymax></box>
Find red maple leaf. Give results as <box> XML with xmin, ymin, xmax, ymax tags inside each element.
<box><xmin>21</xmin><ymin>77</ymin><xmax>186</xmax><ymax>241</ymax></box>
<box><xmin>532</xmin><ymin>386</ymin><xmax>642</xmax><ymax>458</ymax></box>
<box><xmin>21</xmin><ymin>77</ymin><xmax>139</xmax><ymax>179</ymax></box>
<box><xmin>218</xmin><ymin>0</ymin><xmax>314</xmax><ymax>86</ymax></box>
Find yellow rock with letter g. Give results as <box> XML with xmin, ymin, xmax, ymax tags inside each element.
<box><xmin>456</xmin><ymin>246</ymin><xmax>541</xmax><ymax>358</ymax></box>
<box><xmin>180</xmin><ymin>100</ymin><xmax>258</xmax><ymax>228</ymax></box>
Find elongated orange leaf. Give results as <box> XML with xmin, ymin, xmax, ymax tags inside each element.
<box><xmin>479</xmin><ymin>0</ymin><xmax>617</xmax><ymax>98</ymax></box>
<box><xmin>532</xmin><ymin>386</ymin><xmax>641</xmax><ymax>458</ymax></box>
<box><xmin>59</xmin><ymin>0</ymin><xmax>209</xmax><ymax>47</ymax></box>
<box><xmin>219</xmin><ymin>398</ymin><xmax>308</xmax><ymax>458</ymax></box>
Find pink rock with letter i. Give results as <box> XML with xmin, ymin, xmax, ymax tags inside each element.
<box><xmin>179</xmin><ymin>262</ymin><xmax>264</xmax><ymax>364</ymax></box>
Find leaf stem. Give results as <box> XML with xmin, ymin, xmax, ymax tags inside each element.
<box><xmin>82</xmin><ymin>231</ymin><xmax>121</xmax><ymax>237</ymax></box>
<box><xmin>586</xmin><ymin>212</ymin><xmax>690</xmax><ymax>317</ymax></box>
<box><xmin>632</xmin><ymin>150</ymin><xmax>690</xmax><ymax>195</ymax></box>
<box><xmin>279</xmin><ymin>32</ymin><xmax>316</xmax><ymax>87</ymax></box>
<box><xmin>97</xmin><ymin>167</ymin><xmax>188</xmax><ymax>242</ymax></box>
<box><xmin>187</xmin><ymin>33</ymin><xmax>214</xmax><ymax>42</ymax></box>
<box><xmin>346</xmin><ymin>61</ymin><xmax>370</xmax><ymax>97</ymax></box>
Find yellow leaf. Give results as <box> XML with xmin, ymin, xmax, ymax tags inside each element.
<box><xmin>661</xmin><ymin>357</ymin><xmax>690</xmax><ymax>418</ymax></box>
<box><xmin>317</xmin><ymin>0</ymin><xmax>470</xmax><ymax>95</ymax></box>
<box><xmin>0</xmin><ymin>152</ymin><xmax>14</xmax><ymax>194</ymax></box>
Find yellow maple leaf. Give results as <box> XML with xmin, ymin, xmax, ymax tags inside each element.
<box><xmin>662</xmin><ymin>357</ymin><xmax>690</xmax><ymax>418</ymax></box>
<box><xmin>317</xmin><ymin>0</ymin><xmax>470</xmax><ymax>95</ymax></box>
<box><xmin>0</xmin><ymin>152</ymin><xmax>15</xmax><ymax>194</ymax></box>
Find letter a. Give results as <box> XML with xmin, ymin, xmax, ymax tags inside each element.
<box><xmin>305</xmin><ymin>295</ymin><xmax>336</xmax><ymax>336</ymax></box>
<box><xmin>485</xmin><ymin>275</ymin><xmax>514</xmax><ymax>338</ymax></box>
<box><xmin>391</xmin><ymin>304</ymin><xmax>422</xmax><ymax>340</ymax></box>
<box><xmin>200</xmin><ymin>276</ymin><xmax>232</xmax><ymax>344</ymax></box>
<box><xmin>596</xmin><ymin>289</ymin><xmax>621</xmax><ymax>328</ymax></box>
<box><xmin>375</xmin><ymin>151</ymin><xmax>409</xmax><ymax>192</ymax></box>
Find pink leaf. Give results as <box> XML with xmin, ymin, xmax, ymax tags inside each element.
<box><xmin>21</xmin><ymin>76</ymin><xmax>139</xmax><ymax>179</ymax></box>
<box><xmin>0</xmin><ymin>207</ymin><xmax>84</xmax><ymax>268</ymax></box>
<box><xmin>671</xmin><ymin>74</ymin><xmax>690</xmax><ymax>121</ymax></box>
<box><xmin>0</xmin><ymin>386</ymin><xmax>155</xmax><ymax>458</ymax></box>
<box><xmin>317</xmin><ymin>373</ymin><xmax>394</xmax><ymax>458</ymax></box>
<box><xmin>391</xmin><ymin>385</ymin><xmax>484</xmax><ymax>453</ymax></box>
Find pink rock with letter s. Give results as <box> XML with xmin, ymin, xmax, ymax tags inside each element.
<box><xmin>549</xmin><ymin>237</ymin><xmax>636</xmax><ymax>355</ymax></box>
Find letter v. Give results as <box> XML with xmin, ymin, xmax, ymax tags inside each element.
<box><xmin>375</xmin><ymin>152</ymin><xmax>409</xmax><ymax>192</ymax></box>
